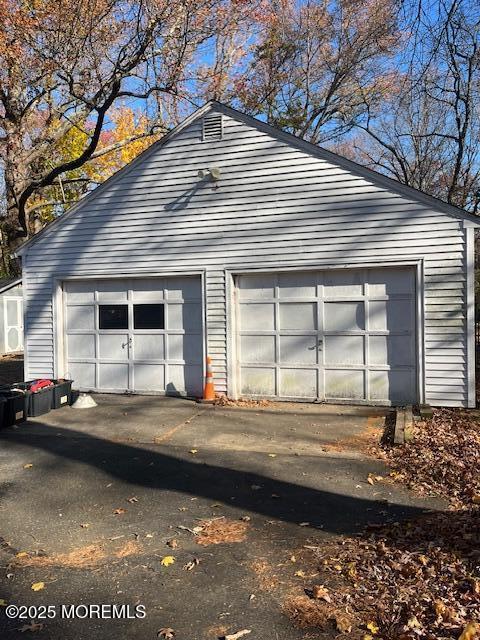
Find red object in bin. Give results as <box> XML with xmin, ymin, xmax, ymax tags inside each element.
<box><xmin>30</xmin><ymin>379</ymin><xmax>54</xmax><ymax>393</ymax></box>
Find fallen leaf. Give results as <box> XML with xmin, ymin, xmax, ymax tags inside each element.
<box><xmin>366</xmin><ymin>621</ymin><xmax>379</xmax><ymax>634</ymax></box>
<box><xmin>31</xmin><ymin>581</ymin><xmax>45</xmax><ymax>591</ymax></box>
<box><xmin>127</xmin><ymin>496</ymin><xmax>138</xmax><ymax>503</ymax></box>
<box><xmin>298</xmin><ymin>522</ymin><xmax>310</xmax><ymax>527</ymax></box>
<box><xmin>459</xmin><ymin>622</ymin><xmax>480</xmax><ymax>640</ymax></box>
<box><xmin>294</xmin><ymin>570</ymin><xmax>306</xmax><ymax>577</ymax></box>
<box><xmin>183</xmin><ymin>558</ymin><xmax>199</xmax><ymax>571</ymax></box>
<box><xmin>113</xmin><ymin>508</ymin><xmax>126</xmax><ymax>515</ymax></box>
<box><xmin>472</xmin><ymin>495</ymin><xmax>480</xmax><ymax>505</ymax></box>
<box><xmin>0</xmin><ymin>599</ymin><xmax>7</xmax><ymax>606</ymax></box>
<box><xmin>160</xmin><ymin>555</ymin><xmax>175</xmax><ymax>567</ymax></box>
<box><xmin>336</xmin><ymin>614</ymin><xmax>353</xmax><ymax>634</ymax></box>
<box><xmin>16</xmin><ymin>551</ymin><xmax>28</xmax><ymax>558</ymax></box>
<box><xmin>223</xmin><ymin>630</ymin><xmax>251</xmax><ymax>640</ymax></box>
<box><xmin>166</xmin><ymin>539</ymin><xmax>178</xmax><ymax>549</ymax></box>
<box><xmin>189</xmin><ymin>449</ymin><xmax>198</xmax><ymax>454</ymax></box>
<box><xmin>312</xmin><ymin>585</ymin><xmax>332</xmax><ymax>603</ymax></box>
<box><xmin>240</xmin><ymin>516</ymin><xmax>251</xmax><ymax>522</ymax></box>
<box><xmin>367</xmin><ymin>474</ymin><xmax>375</xmax><ymax>485</ymax></box>
<box><xmin>19</xmin><ymin>622</ymin><xmax>45</xmax><ymax>632</ymax></box>
<box><xmin>23</xmin><ymin>464</ymin><xmax>33</xmax><ymax>469</ymax></box>
<box><xmin>157</xmin><ymin>628</ymin><xmax>175</xmax><ymax>639</ymax></box>
<box><xmin>268</xmin><ymin>453</ymin><xmax>277</xmax><ymax>458</ymax></box>
<box><xmin>80</xmin><ymin>523</ymin><xmax>90</xmax><ymax>529</ymax></box>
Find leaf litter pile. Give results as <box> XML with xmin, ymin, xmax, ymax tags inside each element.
<box><xmin>284</xmin><ymin>409</ymin><xmax>480</xmax><ymax>639</ymax></box>
<box><xmin>376</xmin><ymin>409</ymin><xmax>480</xmax><ymax>509</ymax></box>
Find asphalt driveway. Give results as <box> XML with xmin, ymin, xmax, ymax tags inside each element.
<box><xmin>0</xmin><ymin>395</ymin><xmax>442</xmax><ymax>639</ymax></box>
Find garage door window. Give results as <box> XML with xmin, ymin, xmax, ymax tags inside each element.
<box><xmin>99</xmin><ymin>305</ymin><xmax>128</xmax><ymax>329</ymax></box>
<box><xmin>133</xmin><ymin>304</ymin><xmax>165</xmax><ymax>330</ymax></box>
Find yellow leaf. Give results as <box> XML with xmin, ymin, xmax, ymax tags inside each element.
<box><xmin>366</xmin><ymin>622</ymin><xmax>379</xmax><ymax>634</ymax></box>
<box><xmin>268</xmin><ymin>454</ymin><xmax>276</xmax><ymax>458</ymax></box>
<box><xmin>459</xmin><ymin>622</ymin><xmax>480</xmax><ymax>640</ymax></box>
<box><xmin>364</xmin><ymin>635</ymin><xmax>374</xmax><ymax>640</ymax></box>
<box><xmin>23</xmin><ymin>464</ymin><xmax>33</xmax><ymax>469</ymax></box>
<box><xmin>367</xmin><ymin>474</ymin><xmax>375</xmax><ymax>485</ymax></box>
<box><xmin>31</xmin><ymin>582</ymin><xmax>45</xmax><ymax>591</ymax></box>
<box><xmin>333</xmin><ymin>564</ymin><xmax>342</xmax><ymax>571</ymax></box>
<box><xmin>0</xmin><ymin>599</ymin><xmax>7</xmax><ymax>606</ymax></box>
<box><xmin>294</xmin><ymin>570</ymin><xmax>306</xmax><ymax>577</ymax></box>
<box><xmin>189</xmin><ymin>449</ymin><xmax>198</xmax><ymax>454</ymax></box>
<box><xmin>16</xmin><ymin>551</ymin><xmax>28</xmax><ymax>558</ymax></box>
<box><xmin>160</xmin><ymin>556</ymin><xmax>175</xmax><ymax>567</ymax></box>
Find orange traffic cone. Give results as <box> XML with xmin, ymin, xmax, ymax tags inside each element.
<box><xmin>200</xmin><ymin>356</ymin><xmax>216</xmax><ymax>403</ymax></box>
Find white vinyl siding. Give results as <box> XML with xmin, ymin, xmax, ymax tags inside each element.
<box><xmin>22</xmin><ymin>106</ymin><xmax>471</xmax><ymax>406</ymax></box>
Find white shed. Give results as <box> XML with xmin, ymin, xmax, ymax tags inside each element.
<box><xmin>17</xmin><ymin>102</ymin><xmax>480</xmax><ymax>407</ymax></box>
<box><xmin>0</xmin><ymin>278</ymin><xmax>23</xmax><ymax>355</ymax></box>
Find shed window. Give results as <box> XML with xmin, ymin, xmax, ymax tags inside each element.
<box><xmin>99</xmin><ymin>305</ymin><xmax>128</xmax><ymax>330</ymax></box>
<box><xmin>134</xmin><ymin>304</ymin><xmax>165</xmax><ymax>330</ymax></box>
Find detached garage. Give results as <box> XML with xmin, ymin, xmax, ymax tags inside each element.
<box><xmin>17</xmin><ymin>102</ymin><xmax>479</xmax><ymax>407</ymax></box>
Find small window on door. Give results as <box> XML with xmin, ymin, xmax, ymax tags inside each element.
<box><xmin>133</xmin><ymin>304</ymin><xmax>165</xmax><ymax>329</ymax></box>
<box><xmin>99</xmin><ymin>305</ymin><xmax>128</xmax><ymax>329</ymax></box>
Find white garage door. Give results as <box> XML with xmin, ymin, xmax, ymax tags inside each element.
<box><xmin>236</xmin><ymin>268</ymin><xmax>417</xmax><ymax>405</ymax></box>
<box><xmin>64</xmin><ymin>277</ymin><xmax>203</xmax><ymax>395</ymax></box>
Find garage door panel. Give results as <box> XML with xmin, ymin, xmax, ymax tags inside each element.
<box><xmin>167</xmin><ymin>302</ymin><xmax>202</xmax><ymax>331</ymax></box>
<box><xmin>368</xmin><ymin>268</ymin><xmax>415</xmax><ymax>295</ymax></box>
<box><xmin>133</xmin><ymin>363</ymin><xmax>165</xmax><ymax>391</ymax></box>
<box><xmin>97</xmin><ymin>281</ymin><xmax>128</xmax><ymax>302</ymax></box>
<box><xmin>325</xmin><ymin>369</ymin><xmax>365</xmax><ymax>400</ymax></box>
<box><xmin>67</xmin><ymin>334</ymin><xmax>95</xmax><ymax>359</ymax></box>
<box><xmin>324</xmin><ymin>302</ymin><xmax>364</xmax><ymax>331</ymax></box>
<box><xmin>279</xmin><ymin>335</ymin><xmax>317</xmax><ymax>363</ymax></box>
<box><xmin>238</xmin><ymin>274</ymin><xmax>275</xmax><ymax>299</ymax></box>
<box><xmin>369</xmin><ymin>370</ymin><xmax>415</xmax><ymax>404</ymax></box>
<box><xmin>369</xmin><ymin>335</ymin><xmax>415</xmax><ymax>366</ymax></box>
<box><xmin>240</xmin><ymin>335</ymin><xmax>275</xmax><ymax>363</ymax></box>
<box><xmin>68</xmin><ymin>362</ymin><xmax>95</xmax><ymax>388</ymax></box>
<box><xmin>241</xmin><ymin>367</ymin><xmax>276</xmax><ymax>396</ymax></box>
<box><xmin>167</xmin><ymin>364</ymin><xmax>203</xmax><ymax>396</ymax></box>
<box><xmin>99</xmin><ymin>334</ymin><xmax>129</xmax><ymax>360</ymax></box>
<box><xmin>279</xmin><ymin>302</ymin><xmax>316</xmax><ymax>330</ymax></box>
<box><xmin>66</xmin><ymin>305</ymin><xmax>95</xmax><ymax>331</ymax></box>
<box><xmin>99</xmin><ymin>363</ymin><xmax>128</xmax><ymax>389</ymax></box>
<box><xmin>278</xmin><ymin>272</ymin><xmax>316</xmax><ymax>297</ymax></box>
<box><xmin>324</xmin><ymin>335</ymin><xmax>364</xmax><ymax>365</ymax></box>
<box><xmin>240</xmin><ymin>303</ymin><xmax>275</xmax><ymax>330</ymax></box>
<box><xmin>324</xmin><ymin>271</ymin><xmax>364</xmax><ymax>297</ymax></box>
<box><xmin>279</xmin><ymin>368</ymin><xmax>317</xmax><ymax>398</ymax></box>
<box><xmin>369</xmin><ymin>299</ymin><xmax>414</xmax><ymax>332</ymax></box>
<box><xmin>168</xmin><ymin>334</ymin><xmax>203</xmax><ymax>363</ymax></box>
<box><xmin>64</xmin><ymin>282</ymin><xmax>95</xmax><ymax>303</ymax></box>
<box><xmin>166</xmin><ymin>277</ymin><xmax>202</xmax><ymax>300</ymax></box>
<box><xmin>134</xmin><ymin>334</ymin><xmax>164</xmax><ymax>360</ymax></box>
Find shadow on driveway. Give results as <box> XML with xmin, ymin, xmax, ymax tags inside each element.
<box><xmin>0</xmin><ymin>421</ymin><xmax>431</xmax><ymax>535</ymax></box>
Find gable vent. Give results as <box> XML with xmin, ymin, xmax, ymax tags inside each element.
<box><xmin>202</xmin><ymin>113</ymin><xmax>223</xmax><ymax>141</ymax></box>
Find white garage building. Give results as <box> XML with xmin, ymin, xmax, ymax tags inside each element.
<box><xmin>17</xmin><ymin>102</ymin><xmax>478</xmax><ymax>407</ymax></box>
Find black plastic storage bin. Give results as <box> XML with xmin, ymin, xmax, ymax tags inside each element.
<box><xmin>0</xmin><ymin>389</ymin><xmax>28</xmax><ymax>427</ymax></box>
<box><xmin>52</xmin><ymin>379</ymin><xmax>73</xmax><ymax>409</ymax></box>
<box><xmin>0</xmin><ymin>395</ymin><xmax>6</xmax><ymax>428</ymax></box>
<box><xmin>28</xmin><ymin>385</ymin><xmax>53</xmax><ymax>417</ymax></box>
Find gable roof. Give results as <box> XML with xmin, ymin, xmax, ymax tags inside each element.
<box><xmin>0</xmin><ymin>277</ymin><xmax>22</xmax><ymax>295</ymax></box>
<box><xmin>16</xmin><ymin>100</ymin><xmax>480</xmax><ymax>256</ymax></box>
